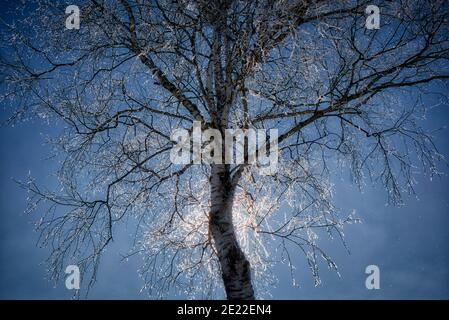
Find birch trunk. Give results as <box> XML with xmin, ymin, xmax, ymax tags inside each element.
<box><xmin>209</xmin><ymin>164</ymin><xmax>255</xmax><ymax>300</ymax></box>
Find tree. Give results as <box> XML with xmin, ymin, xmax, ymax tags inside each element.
<box><xmin>1</xmin><ymin>0</ymin><xmax>448</xmax><ymax>299</ymax></box>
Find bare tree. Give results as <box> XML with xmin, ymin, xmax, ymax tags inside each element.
<box><xmin>1</xmin><ymin>0</ymin><xmax>448</xmax><ymax>299</ymax></box>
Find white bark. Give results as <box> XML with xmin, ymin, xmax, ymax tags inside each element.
<box><xmin>209</xmin><ymin>164</ymin><xmax>254</xmax><ymax>300</ymax></box>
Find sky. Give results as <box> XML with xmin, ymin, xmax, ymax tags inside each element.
<box><xmin>1</xmin><ymin>92</ymin><xmax>448</xmax><ymax>300</ymax></box>
<box><xmin>0</xmin><ymin>0</ymin><xmax>448</xmax><ymax>300</ymax></box>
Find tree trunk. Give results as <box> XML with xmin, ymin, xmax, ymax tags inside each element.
<box><xmin>209</xmin><ymin>164</ymin><xmax>255</xmax><ymax>300</ymax></box>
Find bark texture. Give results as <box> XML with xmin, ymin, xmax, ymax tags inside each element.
<box><xmin>209</xmin><ymin>164</ymin><xmax>254</xmax><ymax>300</ymax></box>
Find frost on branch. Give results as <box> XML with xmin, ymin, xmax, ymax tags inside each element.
<box><xmin>1</xmin><ymin>0</ymin><xmax>448</xmax><ymax>298</ymax></box>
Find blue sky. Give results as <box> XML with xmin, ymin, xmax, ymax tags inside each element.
<box><xmin>0</xmin><ymin>0</ymin><xmax>448</xmax><ymax>300</ymax></box>
<box><xmin>1</xmin><ymin>100</ymin><xmax>448</xmax><ymax>299</ymax></box>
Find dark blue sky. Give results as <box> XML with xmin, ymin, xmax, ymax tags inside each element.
<box><xmin>0</xmin><ymin>0</ymin><xmax>448</xmax><ymax>300</ymax></box>
<box><xmin>1</xmin><ymin>101</ymin><xmax>448</xmax><ymax>299</ymax></box>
